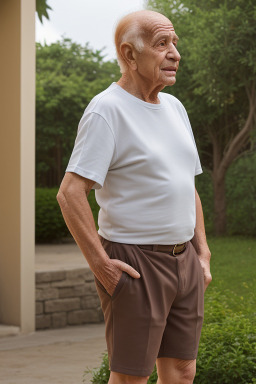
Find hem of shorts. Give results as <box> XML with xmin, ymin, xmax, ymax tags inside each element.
<box><xmin>110</xmin><ymin>364</ymin><xmax>153</xmax><ymax>377</ymax></box>
<box><xmin>157</xmin><ymin>350</ymin><xmax>198</xmax><ymax>360</ymax></box>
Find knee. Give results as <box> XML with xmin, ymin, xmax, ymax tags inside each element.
<box><xmin>175</xmin><ymin>360</ymin><xmax>196</xmax><ymax>384</ymax></box>
<box><xmin>157</xmin><ymin>358</ymin><xmax>196</xmax><ymax>384</ymax></box>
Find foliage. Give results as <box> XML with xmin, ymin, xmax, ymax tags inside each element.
<box><xmin>36</xmin><ymin>0</ymin><xmax>52</xmax><ymax>23</ymax></box>
<box><xmin>196</xmin><ymin>299</ymin><xmax>256</xmax><ymax>383</ymax></box>
<box><xmin>36</xmin><ymin>188</ymin><xmax>71</xmax><ymax>243</ymax></box>
<box><xmin>195</xmin><ymin>150</ymin><xmax>256</xmax><ymax>236</ymax></box>
<box><xmin>36</xmin><ymin>38</ymin><xmax>120</xmax><ymax>187</ymax></box>
<box><xmin>88</xmin><ymin>190</ymin><xmax>100</xmax><ymax>229</ymax></box>
<box><xmin>83</xmin><ymin>289</ymin><xmax>256</xmax><ymax>383</ymax></box>
<box><xmin>83</xmin><ymin>353</ymin><xmax>110</xmax><ymax>384</ymax></box>
<box><xmin>35</xmin><ymin>188</ymin><xmax>99</xmax><ymax>243</ymax></box>
<box><xmin>195</xmin><ymin>169</ymin><xmax>214</xmax><ymax>234</ymax></box>
<box><xmin>226</xmin><ymin>151</ymin><xmax>256</xmax><ymax>235</ymax></box>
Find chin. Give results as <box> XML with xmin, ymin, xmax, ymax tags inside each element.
<box><xmin>161</xmin><ymin>75</ymin><xmax>177</xmax><ymax>87</ymax></box>
<box><xmin>164</xmin><ymin>79</ymin><xmax>176</xmax><ymax>87</ymax></box>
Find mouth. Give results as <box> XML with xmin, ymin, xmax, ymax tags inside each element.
<box><xmin>161</xmin><ymin>67</ymin><xmax>177</xmax><ymax>76</ymax></box>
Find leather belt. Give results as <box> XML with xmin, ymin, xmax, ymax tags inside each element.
<box><xmin>138</xmin><ymin>242</ymin><xmax>187</xmax><ymax>256</ymax></box>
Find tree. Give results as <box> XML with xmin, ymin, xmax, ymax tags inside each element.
<box><xmin>36</xmin><ymin>0</ymin><xmax>52</xmax><ymax>23</ymax></box>
<box><xmin>147</xmin><ymin>0</ymin><xmax>256</xmax><ymax>234</ymax></box>
<box><xmin>36</xmin><ymin>38</ymin><xmax>120</xmax><ymax>187</ymax></box>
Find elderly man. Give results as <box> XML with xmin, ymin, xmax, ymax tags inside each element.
<box><xmin>57</xmin><ymin>9</ymin><xmax>212</xmax><ymax>384</ymax></box>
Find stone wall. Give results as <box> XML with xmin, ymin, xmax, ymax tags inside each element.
<box><xmin>36</xmin><ymin>268</ymin><xmax>103</xmax><ymax>330</ymax></box>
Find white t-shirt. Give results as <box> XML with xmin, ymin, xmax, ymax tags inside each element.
<box><xmin>66</xmin><ymin>82</ymin><xmax>203</xmax><ymax>244</ymax></box>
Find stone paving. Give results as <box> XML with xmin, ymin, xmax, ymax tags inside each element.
<box><xmin>0</xmin><ymin>323</ymin><xmax>107</xmax><ymax>383</ymax></box>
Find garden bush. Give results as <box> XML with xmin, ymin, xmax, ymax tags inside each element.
<box><xmin>36</xmin><ymin>188</ymin><xmax>71</xmax><ymax>243</ymax></box>
<box><xmin>226</xmin><ymin>151</ymin><xmax>256</xmax><ymax>236</ymax></box>
<box><xmin>83</xmin><ymin>288</ymin><xmax>256</xmax><ymax>384</ymax></box>
<box><xmin>195</xmin><ymin>151</ymin><xmax>256</xmax><ymax>237</ymax></box>
<box><xmin>35</xmin><ymin>188</ymin><xmax>99</xmax><ymax>243</ymax></box>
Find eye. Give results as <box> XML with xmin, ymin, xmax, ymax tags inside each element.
<box><xmin>158</xmin><ymin>40</ymin><xmax>166</xmax><ymax>47</ymax></box>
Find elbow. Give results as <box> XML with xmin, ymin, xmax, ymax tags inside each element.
<box><xmin>56</xmin><ymin>184</ymin><xmax>80</xmax><ymax>207</ymax></box>
<box><xmin>56</xmin><ymin>188</ymin><xmax>67</xmax><ymax>207</ymax></box>
<box><xmin>56</xmin><ymin>188</ymin><xmax>66</xmax><ymax>207</ymax></box>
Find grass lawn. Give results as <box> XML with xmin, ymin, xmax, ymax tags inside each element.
<box><xmin>205</xmin><ymin>235</ymin><xmax>256</xmax><ymax>314</ymax></box>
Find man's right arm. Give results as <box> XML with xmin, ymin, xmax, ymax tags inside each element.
<box><xmin>56</xmin><ymin>172</ymin><xmax>140</xmax><ymax>295</ymax></box>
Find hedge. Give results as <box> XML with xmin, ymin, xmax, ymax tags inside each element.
<box><xmin>35</xmin><ymin>188</ymin><xmax>99</xmax><ymax>243</ymax></box>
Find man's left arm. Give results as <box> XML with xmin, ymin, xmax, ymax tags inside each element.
<box><xmin>191</xmin><ymin>187</ymin><xmax>212</xmax><ymax>291</ymax></box>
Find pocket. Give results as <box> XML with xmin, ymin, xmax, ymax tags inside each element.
<box><xmin>111</xmin><ymin>271</ymin><xmax>128</xmax><ymax>300</ymax></box>
<box><xmin>94</xmin><ymin>276</ymin><xmax>109</xmax><ymax>295</ymax></box>
<box><xmin>94</xmin><ymin>272</ymin><xmax>128</xmax><ymax>300</ymax></box>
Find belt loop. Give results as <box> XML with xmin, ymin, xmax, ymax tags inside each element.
<box><xmin>152</xmin><ymin>244</ymin><xmax>158</xmax><ymax>251</ymax></box>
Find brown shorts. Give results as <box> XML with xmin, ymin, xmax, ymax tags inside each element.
<box><xmin>94</xmin><ymin>236</ymin><xmax>204</xmax><ymax>377</ymax></box>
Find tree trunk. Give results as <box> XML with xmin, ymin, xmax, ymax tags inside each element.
<box><xmin>210</xmin><ymin>82</ymin><xmax>256</xmax><ymax>235</ymax></box>
<box><xmin>213</xmin><ymin>173</ymin><xmax>227</xmax><ymax>235</ymax></box>
<box><xmin>211</xmin><ymin>130</ymin><xmax>227</xmax><ymax>235</ymax></box>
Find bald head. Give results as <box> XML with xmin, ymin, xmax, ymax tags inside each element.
<box><xmin>115</xmin><ymin>10</ymin><xmax>173</xmax><ymax>73</ymax></box>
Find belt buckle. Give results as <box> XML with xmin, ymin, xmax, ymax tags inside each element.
<box><xmin>172</xmin><ymin>243</ymin><xmax>186</xmax><ymax>256</ymax></box>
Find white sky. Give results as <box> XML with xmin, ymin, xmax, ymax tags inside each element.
<box><xmin>36</xmin><ymin>0</ymin><xmax>146</xmax><ymax>61</ymax></box>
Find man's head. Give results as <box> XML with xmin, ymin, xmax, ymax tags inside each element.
<box><xmin>114</xmin><ymin>10</ymin><xmax>181</xmax><ymax>88</ymax></box>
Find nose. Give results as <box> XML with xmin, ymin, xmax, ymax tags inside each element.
<box><xmin>166</xmin><ymin>43</ymin><xmax>181</xmax><ymax>62</ymax></box>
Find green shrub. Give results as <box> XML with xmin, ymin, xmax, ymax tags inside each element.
<box><xmin>226</xmin><ymin>152</ymin><xmax>256</xmax><ymax>236</ymax></box>
<box><xmin>35</xmin><ymin>188</ymin><xmax>100</xmax><ymax>243</ymax></box>
<box><xmin>36</xmin><ymin>188</ymin><xmax>71</xmax><ymax>243</ymax></box>
<box><xmin>195</xmin><ymin>152</ymin><xmax>256</xmax><ymax>237</ymax></box>
<box><xmin>83</xmin><ymin>288</ymin><xmax>256</xmax><ymax>384</ymax></box>
<box><xmin>196</xmin><ymin>288</ymin><xmax>256</xmax><ymax>383</ymax></box>
<box><xmin>83</xmin><ymin>353</ymin><xmax>110</xmax><ymax>384</ymax></box>
<box><xmin>196</xmin><ymin>313</ymin><xmax>256</xmax><ymax>383</ymax></box>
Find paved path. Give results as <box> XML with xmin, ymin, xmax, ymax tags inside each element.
<box><xmin>0</xmin><ymin>323</ymin><xmax>107</xmax><ymax>383</ymax></box>
<box><xmin>35</xmin><ymin>241</ymin><xmax>89</xmax><ymax>271</ymax></box>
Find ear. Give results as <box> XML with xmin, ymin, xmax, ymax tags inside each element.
<box><xmin>119</xmin><ymin>42</ymin><xmax>137</xmax><ymax>71</ymax></box>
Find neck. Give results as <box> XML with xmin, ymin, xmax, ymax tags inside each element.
<box><xmin>117</xmin><ymin>73</ymin><xmax>164</xmax><ymax>104</ymax></box>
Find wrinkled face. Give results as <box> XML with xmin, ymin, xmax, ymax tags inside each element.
<box><xmin>135</xmin><ymin>17</ymin><xmax>181</xmax><ymax>88</ymax></box>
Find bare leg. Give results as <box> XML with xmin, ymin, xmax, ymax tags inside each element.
<box><xmin>156</xmin><ymin>357</ymin><xmax>196</xmax><ymax>384</ymax></box>
<box><xmin>108</xmin><ymin>371</ymin><xmax>149</xmax><ymax>384</ymax></box>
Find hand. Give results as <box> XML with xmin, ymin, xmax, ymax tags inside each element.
<box><xmin>95</xmin><ymin>258</ymin><xmax>140</xmax><ymax>296</ymax></box>
<box><xmin>198</xmin><ymin>254</ymin><xmax>212</xmax><ymax>292</ymax></box>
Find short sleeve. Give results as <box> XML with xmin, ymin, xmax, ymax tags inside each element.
<box><xmin>65</xmin><ymin>111</ymin><xmax>116</xmax><ymax>189</ymax></box>
<box><xmin>178</xmin><ymin>102</ymin><xmax>203</xmax><ymax>176</ymax></box>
